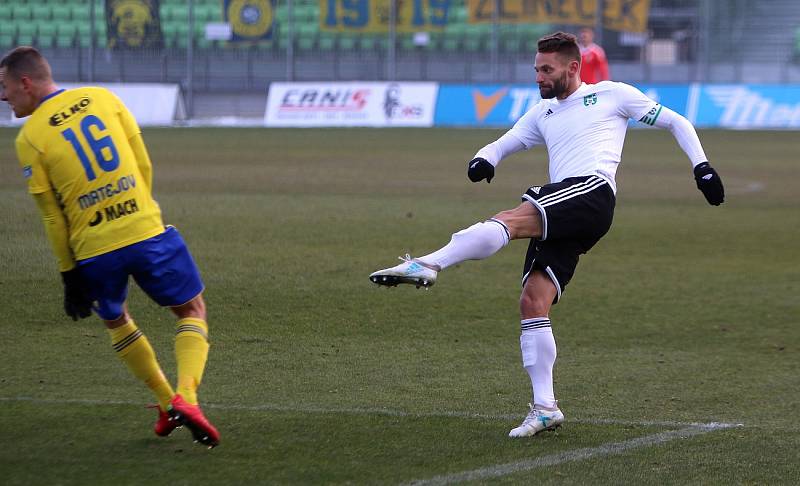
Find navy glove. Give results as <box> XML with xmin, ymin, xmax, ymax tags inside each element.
<box><xmin>61</xmin><ymin>269</ymin><xmax>93</xmax><ymax>321</ymax></box>
<box><xmin>693</xmin><ymin>162</ymin><xmax>725</xmax><ymax>206</ymax></box>
<box><xmin>467</xmin><ymin>157</ymin><xmax>494</xmax><ymax>183</ymax></box>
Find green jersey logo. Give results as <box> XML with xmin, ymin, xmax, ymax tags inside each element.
<box><xmin>583</xmin><ymin>93</ymin><xmax>598</xmax><ymax>106</ymax></box>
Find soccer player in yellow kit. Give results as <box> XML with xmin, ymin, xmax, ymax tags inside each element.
<box><xmin>1</xmin><ymin>47</ymin><xmax>220</xmax><ymax>448</ymax></box>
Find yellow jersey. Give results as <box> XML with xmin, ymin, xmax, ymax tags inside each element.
<box><xmin>16</xmin><ymin>87</ymin><xmax>164</xmax><ymax>261</ymax></box>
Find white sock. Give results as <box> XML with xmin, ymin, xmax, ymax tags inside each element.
<box><xmin>417</xmin><ymin>219</ymin><xmax>509</xmax><ymax>270</ymax></box>
<box><xmin>520</xmin><ymin>318</ymin><xmax>557</xmax><ymax>409</ymax></box>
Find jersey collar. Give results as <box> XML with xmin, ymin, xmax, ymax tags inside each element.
<box><xmin>38</xmin><ymin>88</ymin><xmax>65</xmax><ymax>106</ymax></box>
<box><xmin>557</xmin><ymin>83</ymin><xmax>588</xmax><ymax>104</ymax></box>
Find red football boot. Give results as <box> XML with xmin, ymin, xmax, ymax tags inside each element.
<box><xmin>149</xmin><ymin>405</ymin><xmax>181</xmax><ymax>437</ymax></box>
<box><xmin>167</xmin><ymin>394</ymin><xmax>220</xmax><ymax>448</ymax></box>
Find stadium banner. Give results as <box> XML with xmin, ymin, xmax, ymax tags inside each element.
<box><xmin>433</xmin><ymin>84</ymin><xmax>543</xmax><ymax>126</ymax></box>
<box><xmin>106</xmin><ymin>0</ymin><xmax>164</xmax><ymax>49</ymax></box>
<box><xmin>434</xmin><ymin>83</ymin><xmax>694</xmax><ymax>127</ymax></box>
<box><xmin>225</xmin><ymin>0</ymin><xmax>275</xmax><ymax>41</ymax></box>
<box><xmin>690</xmin><ymin>84</ymin><xmax>800</xmax><ymax>129</ymax></box>
<box><xmin>466</xmin><ymin>0</ymin><xmax>650</xmax><ymax>33</ymax></box>
<box><xmin>265</xmin><ymin>82</ymin><xmax>438</xmax><ymax>127</ymax></box>
<box><xmin>320</xmin><ymin>0</ymin><xmax>449</xmax><ymax>32</ymax></box>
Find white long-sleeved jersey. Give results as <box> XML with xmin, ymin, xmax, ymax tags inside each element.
<box><xmin>474</xmin><ymin>81</ymin><xmax>708</xmax><ymax>194</ymax></box>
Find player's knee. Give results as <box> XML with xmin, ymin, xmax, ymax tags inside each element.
<box><xmin>519</xmin><ymin>291</ymin><xmax>551</xmax><ymax>317</ymax></box>
<box><xmin>172</xmin><ymin>293</ymin><xmax>206</xmax><ymax>320</ymax></box>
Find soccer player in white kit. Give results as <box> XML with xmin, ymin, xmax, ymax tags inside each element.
<box><xmin>369</xmin><ymin>32</ymin><xmax>725</xmax><ymax>437</ymax></box>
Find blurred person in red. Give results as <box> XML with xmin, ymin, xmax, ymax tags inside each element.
<box><xmin>578</xmin><ymin>27</ymin><xmax>609</xmax><ymax>83</ymax></box>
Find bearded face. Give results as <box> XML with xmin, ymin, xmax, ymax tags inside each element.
<box><xmin>538</xmin><ymin>70</ymin><xmax>569</xmax><ymax>99</ymax></box>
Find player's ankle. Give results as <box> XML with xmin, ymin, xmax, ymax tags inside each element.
<box><xmin>413</xmin><ymin>259</ymin><xmax>440</xmax><ymax>272</ymax></box>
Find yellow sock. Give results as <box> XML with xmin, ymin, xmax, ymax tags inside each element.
<box><xmin>108</xmin><ymin>320</ymin><xmax>174</xmax><ymax>410</ymax></box>
<box><xmin>175</xmin><ymin>317</ymin><xmax>210</xmax><ymax>405</ymax></box>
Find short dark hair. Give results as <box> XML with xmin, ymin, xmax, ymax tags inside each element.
<box><xmin>537</xmin><ymin>32</ymin><xmax>581</xmax><ymax>64</ymax></box>
<box><xmin>0</xmin><ymin>46</ymin><xmax>52</xmax><ymax>81</ymax></box>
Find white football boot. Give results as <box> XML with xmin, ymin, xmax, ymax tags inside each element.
<box><xmin>508</xmin><ymin>403</ymin><xmax>564</xmax><ymax>438</ymax></box>
<box><xmin>369</xmin><ymin>254</ymin><xmax>438</xmax><ymax>288</ymax></box>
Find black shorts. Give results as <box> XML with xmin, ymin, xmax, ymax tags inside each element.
<box><xmin>521</xmin><ymin>175</ymin><xmax>615</xmax><ymax>303</ymax></box>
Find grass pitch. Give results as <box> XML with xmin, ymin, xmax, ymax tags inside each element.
<box><xmin>0</xmin><ymin>127</ymin><xmax>798</xmax><ymax>484</ymax></box>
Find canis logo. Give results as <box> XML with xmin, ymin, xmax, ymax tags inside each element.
<box><xmin>383</xmin><ymin>84</ymin><xmax>424</xmax><ymax>120</ymax></box>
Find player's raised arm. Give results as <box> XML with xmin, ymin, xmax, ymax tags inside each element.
<box><xmin>617</xmin><ymin>83</ymin><xmax>725</xmax><ymax>205</ymax></box>
<box><xmin>467</xmin><ymin>132</ymin><xmax>526</xmax><ymax>183</ymax></box>
<box><xmin>647</xmin><ymin>106</ymin><xmax>724</xmax><ymax>205</ymax></box>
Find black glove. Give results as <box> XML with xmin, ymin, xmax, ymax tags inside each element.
<box><xmin>467</xmin><ymin>157</ymin><xmax>494</xmax><ymax>183</ymax></box>
<box><xmin>693</xmin><ymin>162</ymin><xmax>725</xmax><ymax>206</ymax></box>
<box><xmin>61</xmin><ymin>269</ymin><xmax>93</xmax><ymax>321</ymax></box>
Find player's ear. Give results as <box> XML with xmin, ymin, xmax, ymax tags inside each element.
<box><xmin>568</xmin><ymin>59</ymin><xmax>580</xmax><ymax>76</ymax></box>
<box><xmin>20</xmin><ymin>75</ymin><xmax>35</xmax><ymax>93</ymax></box>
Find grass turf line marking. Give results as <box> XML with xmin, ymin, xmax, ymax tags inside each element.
<box><xmin>0</xmin><ymin>396</ymin><xmax>742</xmax><ymax>429</ymax></box>
<box><xmin>405</xmin><ymin>423</ymin><xmax>738</xmax><ymax>486</ymax></box>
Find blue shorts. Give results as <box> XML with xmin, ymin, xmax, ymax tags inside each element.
<box><xmin>77</xmin><ymin>226</ymin><xmax>204</xmax><ymax>320</ymax></box>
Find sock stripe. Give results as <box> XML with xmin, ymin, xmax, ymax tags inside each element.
<box><xmin>521</xmin><ymin>318</ymin><xmax>551</xmax><ymax>332</ymax></box>
<box><xmin>486</xmin><ymin>218</ymin><xmax>511</xmax><ymax>243</ymax></box>
<box><xmin>113</xmin><ymin>330</ymin><xmax>143</xmax><ymax>353</ymax></box>
<box><xmin>176</xmin><ymin>324</ymin><xmax>208</xmax><ymax>340</ymax></box>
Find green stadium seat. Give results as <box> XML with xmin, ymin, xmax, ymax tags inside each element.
<box><xmin>75</xmin><ymin>24</ymin><xmax>92</xmax><ymax>48</ymax></box>
<box><xmin>451</xmin><ymin>6</ymin><xmax>468</xmax><ymax>23</ymax></box>
<box><xmin>17</xmin><ymin>23</ymin><xmax>36</xmax><ymax>46</ymax></box>
<box><xmin>72</xmin><ymin>4</ymin><xmax>91</xmax><ymax>22</ymax></box>
<box><xmin>37</xmin><ymin>24</ymin><xmax>58</xmax><ymax>49</ymax></box>
<box><xmin>338</xmin><ymin>35</ymin><xmax>357</xmax><ymax>51</ymax></box>
<box><xmin>318</xmin><ymin>32</ymin><xmax>336</xmax><ymax>50</ymax></box>
<box><xmin>174</xmin><ymin>23</ymin><xmax>190</xmax><ymax>48</ymax></box>
<box><xmin>0</xmin><ymin>23</ymin><xmax>15</xmax><ymax>47</ymax></box>
<box><xmin>161</xmin><ymin>22</ymin><xmax>177</xmax><ymax>47</ymax></box>
<box><xmin>294</xmin><ymin>5</ymin><xmax>317</xmax><ymax>23</ymax></box>
<box><xmin>0</xmin><ymin>6</ymin><xmax>11</xmax><ymax>22</ymax></box>
<box><xmin>358</xmin><ymin>36</ymin><xmax>376</xmax><ymax>51</ymax></box>
<box><xmin>56</xmin><ymin>24</ymin><xmax>77</xmax><ymax>48</ymax></box>
<box><xmin>275</xmin><ymin>5</ymin><xmax>288</xmax><ymax>23</ymax></box>
<box><xmin>12</xmin><ymin>4</ymin><xmax>33</xmax><ymax>21</ymax></box>
<box><xmin>295</xmin><ymin>23</ymin><xmax>315</xmax><ymax>50</ymax></box>
<box><xmin>51</xmin><ymin>4</ymin><xmax>73</xmax><ymax>21</ymax></box>
<box><xmin>441</xmin><ymin>33</ymin><xmax>460</xmax><ymax>51</ymax></box>
<box><xmin>32</xmin><ymin>4</ymin><xmax>52</xmax><ymax>21</ymax></box>
<box><xmin>195</xmin><ymin>4</ymin><xmax>221</xmax><ymax>23</ymax></box>
<box><xmin>463</xmin><ymin>35</ymin><xmax>484</xmax><ymax>52</ymax></box>
<box><xmin>0</xmin><ymin>34</ymin><xmax>13</xmax><ymax>48</ymax></box>
<box><xmin>400</xmin><ymin>35</ymin><xmax>416</xmax><ymax>51</ymax></box>
<box><xmin>170</xmin><ymin>5</ymin><xmax>190</xmax><ymax>22</ymax></box>
<box><xmin>0</xmin><ymin>22</ymin><xmax>15</xmax><ymax>36</ymax></box>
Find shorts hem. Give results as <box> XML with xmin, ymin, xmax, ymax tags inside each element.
<box><xmin>162</xmin><ymin>286</ymin><xmax>205</xmax><ymax>309</ymax></box>
<box><xmin>521</xmin><ymin>194</ymin><xmax>548</xmax><ymax>241</ymax></box>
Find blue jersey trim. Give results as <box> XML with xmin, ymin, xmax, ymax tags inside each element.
<box><xmin>39</xmin><ymin>89</ymin><xmax>66</xmax><ymax>106</ymax></box>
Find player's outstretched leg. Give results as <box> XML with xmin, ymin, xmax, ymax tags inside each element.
<box><xmin>107</xmin><ymin>319</ymin><xmax>177</xmax><ymax>437</ymax></box>
<box><xmin>369</xmin><ymin>219</ymin><xmax>510</xmax><ymax>288</ymax></box>
<box><xmin>508</xmin><ymin>403</ymin><xmax>564</xmax><ymax>437</ymax></box>
<box><xmin>369</xmin><ymin>254</ymin><xmax>438</xmax><ymax>288</ymax></box>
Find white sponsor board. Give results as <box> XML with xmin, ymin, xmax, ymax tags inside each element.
<box><xmin>5</xmin><ymin>83</ymin><xmax>183</xmax><ymax>126</ymax></box>
<box><xmin>265</xmin><ymin>82</ymin><xmax>438</xmax><ymax>127</ymax></box>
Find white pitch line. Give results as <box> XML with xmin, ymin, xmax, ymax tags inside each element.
<box><xmin>0</xmin><ymin>396</ymin><xmax>742</xmax><ymax>429</ymax></box>
<box><xmin>405</xmin><ymin>423</ymin><xmax>737</xmax><ymax>486</ymax></box>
